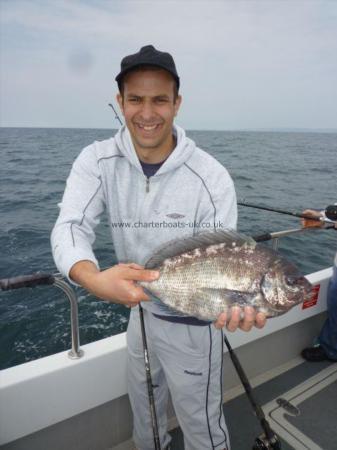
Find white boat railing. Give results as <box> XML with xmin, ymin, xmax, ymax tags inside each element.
<box><xmin>0</xmin><ymin>225</ymin><xmax>332</xmax><ymax>363</ymax></box>
<box><xmin>0</xmin><ymin>266</ymin><xmax>332</xmax><ymax>447</ymax></box>
<box><xmin>0</xmin><ymin>273</ymin><xmax>84</xmax><ymax>360</ymax></box>
<box><xmin>53</xmin><ymin>277</ymin><xmax>84</xmax><ymax>359</ymax></box>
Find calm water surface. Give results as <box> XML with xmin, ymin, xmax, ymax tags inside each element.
<box><xmin>0</xmin><ymin>127</ymin><xmax>336</xmax><ymax>369</ymax></box>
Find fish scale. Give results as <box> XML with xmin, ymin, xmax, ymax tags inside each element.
<box><xmin>140</xmin><ymin>230</ymin><xmax>312</xmax><ymax>321</ymax></box>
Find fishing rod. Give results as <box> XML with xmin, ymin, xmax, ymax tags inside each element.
<box><xmin>221</xmin><ymin>224</ymin><xmax>333</xmax><ymax>449</ymax></box>
<box><xmin>238</xmin><ymin>201</ymin><xmax>337</xmax><ymax>226</ymax></box>
<box><xmin>136</xmin><ymin>225</ymin><xmax>319</xmax><ymax>450</ymax></box>
<box><xmin>106</xmin><ymin>96</ymin><xmax>162</xmax><ymax>448</ymax></box>
<box><xmin>0</xmin><ymin>274</ymin><xmax>161</xmax><ymax>447</ymax></box>
<box><xmin>252</xmin><ymin>225</ymin><xmax>336</xmax><ymax>243</ymax></box>
<box><xmin>223</xmin><ymin>334</ymin><xmax>281</xmax><ymax>450</ymax></box>
<box><xmin>108</xmin><ymin>103</ymin><xmax>123</xmax><ymax>126</ymax></box>
<box><xmin>107</xmin><ymin>101</ymin><xmax>161</xmax><ymax>448</ymax></box>
<box><xmin>222</xmin><ymin>228</ymin><xmax>289</xmax><ymax>449</ymax></box>
<box><xmin>138</xmin><ymin>304</ymin><xmax>162</xmax><ymax>450</ymax></box>
<box><xmin>3</xmin><ymin>225</ymin><xmax>330</xmax><ymax>450</ymax></box>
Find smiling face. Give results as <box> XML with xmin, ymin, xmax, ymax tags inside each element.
<box><xmin>117</xmin><ymin>68</ymin><xmax>182</xmax><ymax>163</ymax></box>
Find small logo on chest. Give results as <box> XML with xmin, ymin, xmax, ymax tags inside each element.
<box><xmin>166</xmin><ymin>213</ymin><xmax>185</xmax><ymax>219</ymax></box>
<box><xmin>184</xmin><ymin>370</ymin><xmax>203</xmax><ymax>376</ymax></box>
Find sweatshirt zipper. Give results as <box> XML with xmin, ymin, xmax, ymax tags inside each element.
<box><xmin>146</xmin><ymin>177</ymin><xmax>150</xmax><ymax>193</ymax></box>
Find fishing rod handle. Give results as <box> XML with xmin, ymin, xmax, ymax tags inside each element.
<box><xmin>0</xmin><ymin>273</ymin><xmax>55</xmax><ymax>291</ymax></box>
<box><xmin>253</xmin><ymin>233</ymin><xmax>272</xmax><ymax>242</ymax></box>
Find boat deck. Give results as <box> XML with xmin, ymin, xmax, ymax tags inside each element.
<box><xmin>1</xmin><ymin>269</ymin><xmax>333</xmax><ymax>450</ymax></box>
<box><xmin>169</xmin><ymin>359</ymin><xmax>337</xmax><ymax>450</ymax></box>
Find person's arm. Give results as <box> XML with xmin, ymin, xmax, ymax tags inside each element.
<box><xmin>51</xmin><ymin>145</ymin><xmax>105</xmax><ymax>281</ymax></box>
<box><xmin>51</xmin><ymin>146</ymin><xmax>158</xmax><ymax>306</ymax></box>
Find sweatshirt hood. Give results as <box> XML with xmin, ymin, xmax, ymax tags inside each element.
<box><xmin>114</xmin><ymin>124</ymin><xmax>196</xmax><ymax>175</ymax></box>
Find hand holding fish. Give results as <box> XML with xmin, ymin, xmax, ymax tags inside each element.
<box><xmin>69</xmin><ymin>260</ymin><xmax>159</xmax><ymax>307</ymax></box>
<box><xmin>214</xmin><ymin>306</ymin><xmax>267</xmax><ymax>332</ymax></box>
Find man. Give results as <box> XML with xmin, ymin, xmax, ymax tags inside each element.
<box><xmin>51</xmin><ymin>45</ymin><xmax>266</xmax><ymax>450</ymax></box>
<box><xmin>301</xmin><ymin>207</ymin><xmax>337</xmax><ymax>362</ymax></box>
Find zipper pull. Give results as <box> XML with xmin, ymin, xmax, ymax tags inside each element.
<box><xmin>146</xmin><ymin>177</ymin><xmax>150</xmax><ymax>193</ymax></box>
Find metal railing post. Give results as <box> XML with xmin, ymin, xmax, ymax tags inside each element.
<box><xmin>53</xmin><ymin>278</ymin><xmax>84</xmax><ymax>359</ymax></box>
<box><xmin>272</xmin><ymin>238</ymin><xmax>279</xmax><ymax>251</ymax></box>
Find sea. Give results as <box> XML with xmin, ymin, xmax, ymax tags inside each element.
<box><xmin>0</xmin><ymin>127</ymin><xmax>336</xmax><ymax>370</ymax></box>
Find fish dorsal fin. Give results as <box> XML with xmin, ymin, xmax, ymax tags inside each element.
<box><xmin>145</xmin><ymin>229</ymin><xmax>256</xmax><ymax>269</ymax></box>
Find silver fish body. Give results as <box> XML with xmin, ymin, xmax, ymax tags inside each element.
<box><xmin>140</xmin><ymin>231</ymin><xmax>312</xmax><ymax>321</ymax></box>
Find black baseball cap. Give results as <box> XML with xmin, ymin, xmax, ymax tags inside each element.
<box><xmin>115</xmin><ymin>45</ymin><xmax>180</xmax><ymax>90</ymax></box>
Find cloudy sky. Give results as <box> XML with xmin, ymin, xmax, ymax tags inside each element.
<box><xmin>1</xmin><ymin>0</ymin><xmax>336</xmax><ymax>131</ymax></box>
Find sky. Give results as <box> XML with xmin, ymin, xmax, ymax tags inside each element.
<box><xmin>0</xmin><ymin>0</ymin><xmax>337</xmax><ymax>131</ymax></box>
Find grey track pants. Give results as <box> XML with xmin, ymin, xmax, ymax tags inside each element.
<box><xmin>126</xmin><ymin>307</ymin><xmax>230</xmax><ymax>450</ymax></box>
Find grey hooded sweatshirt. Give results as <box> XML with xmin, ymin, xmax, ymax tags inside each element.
<box><xmin>51</xmin><ymin>124</ymin><xmax>237</xmax><ymax>315</ymax></box>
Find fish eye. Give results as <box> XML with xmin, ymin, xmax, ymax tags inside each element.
<box><xmin>285</xmin><ymin>276</ymin><xmax>297</xmax><ymax>285</ymax></box>
<box><xmin>285</xmin><ymin>275</ymin><xmax>303</xmax><ymax>292</ymax></box>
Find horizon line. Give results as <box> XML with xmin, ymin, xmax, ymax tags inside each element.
<box><xmin>1</xmin><ymin>125</ymin><xmax>337</xmax><ymax>134</ymax></box>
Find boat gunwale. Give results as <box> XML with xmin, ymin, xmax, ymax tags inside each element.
<box><xmin>0</xmin><ymin>267</ymin><xmax>332</xmax><ymax>446</ymax></box>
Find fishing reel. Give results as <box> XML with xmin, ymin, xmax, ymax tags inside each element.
<box><xmin>325</xmin><ymin>205</ymin><xmax>337</xmax><ymax>222</ymax></box>
<box><xmin>252</xmin><ymin>433</ymin><xmax>281</xmax><ymax>450</ymax></box>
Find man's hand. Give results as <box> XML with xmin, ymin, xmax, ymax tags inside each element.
<box><xmin>69</xmin><ymin>260</ymin><xmax>159</xmax><ymax>307</ymax></box>
<box><xmin>214</xmin><ymin>306</ymin><xmax>267</xmax><ymax>332</ymax></box>
<box><xmin>301</xmin><ymin>209</ymin><xmax>324</xmax><ymax>229</ymax></box>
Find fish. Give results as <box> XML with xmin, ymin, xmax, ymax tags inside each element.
<box><xmin>140</xmin><ymin>230</ymin><xmax>312</xmax><ymax>321</ymax></box>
